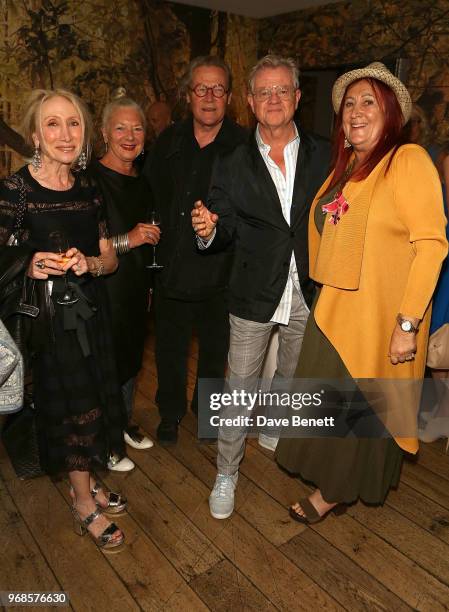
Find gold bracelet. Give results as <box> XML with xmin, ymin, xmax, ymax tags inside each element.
<box><xmin>90</xmin><ymin>256</ymin><xmax>104</xmax><ymax>277</ymax></box>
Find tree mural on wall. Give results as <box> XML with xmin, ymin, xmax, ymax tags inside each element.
<box><xmin>0</xmin><ymin>0</ymin><xmax>80</xmax><ymax>157</ymax></box>
<box><xmin>0</xmin><ymin>0</ymin><xmax>155</xmax><ymax>163</ymax></box>
<box><xmin>0</xmin><ymin>0</ymin><xmax>212</xmax><ymax>164</ymax></box>
<box><xmin>0</xmin><ymin>0</ymin><xmax>253</xmax><ymax>175</ymax></box>
<box><xmin>260</xmin><ymin>0</ymin><xmax>449</xmax><ymax>138</ymax></box>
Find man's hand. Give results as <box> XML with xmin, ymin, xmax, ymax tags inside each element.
<box><xmin>191</xmin><ymin>200</ymin><xmax>218</xmax><ymax>240</ymax></box>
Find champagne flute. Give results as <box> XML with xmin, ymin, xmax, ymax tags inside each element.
<box><xmin>146</xmin><ymin>210</ymin><xmax>163</xmax><ymax>270</ymax></box>
<box><xmin>48</xmin><ymin>230</ymin><xmax>79</xmax><ymax>306</ymax></box>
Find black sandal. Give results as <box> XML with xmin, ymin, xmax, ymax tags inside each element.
<box><xmin>289</xmin><ymin>497</ymin><xmax>346</xmax><ymax>525</ymax></box>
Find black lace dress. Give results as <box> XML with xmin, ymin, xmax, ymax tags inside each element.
<box><xmin>0</xmin><ymin>166</ymin><xmax>126</xmax><ymax>474</ymax></box>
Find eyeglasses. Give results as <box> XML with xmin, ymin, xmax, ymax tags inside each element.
<box><xmin>252</xmin><ymin>85</ymin><xmax>296</xmax><ymax>101</ymax></box>
<box><xmin>190</xmin><ymin>84</ymin><xmax>228</xmax><ymax>98</ymax></box>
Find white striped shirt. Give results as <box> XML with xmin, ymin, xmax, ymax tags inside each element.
<box><xmin>255</xmin><ymin>124</ymin><xmax>309</xmax><ymax>325</ymax></box>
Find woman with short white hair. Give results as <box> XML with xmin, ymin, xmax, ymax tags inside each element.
<box><xmin>90</xmin><ymin>94</ymin><xmax>160</xmax><ymax>463</ymax></box>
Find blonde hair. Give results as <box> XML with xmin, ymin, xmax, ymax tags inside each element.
<box><xmin>20</xmin><ymin>89</ymin><xmax>93</xmax><ymax>166</ymax></box>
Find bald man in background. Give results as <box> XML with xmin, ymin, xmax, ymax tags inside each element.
<box><xmin>147</xmin><ymin>101</ymin><xmax>172</xmax><ymax>139</ymax></box>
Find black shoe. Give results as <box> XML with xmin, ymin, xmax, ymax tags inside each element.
<box><xmin>156</xmin><ymin>419</ymin><xmax>180</xmax><ymax>446</ymax></box>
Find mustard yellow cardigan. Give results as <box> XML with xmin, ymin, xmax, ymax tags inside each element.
<box><xmin>310</xmin><ymin>145</ymin><xmax>448</xmax><ymax>454</ymax></box>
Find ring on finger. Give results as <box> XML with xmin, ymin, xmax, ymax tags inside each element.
<box><xmin>35</xmin><ymin>259</ymin><xmax>45</xmax><ymax>269</ymax></box>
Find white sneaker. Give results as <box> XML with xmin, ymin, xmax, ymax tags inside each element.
<box><xmin>258</xmin><ymin>433</ymin><xmax>278</xmax><ymax>452</ymax></box>
<box><xmin>107</xmin><ymin>454</ymin><xmax>135</xmax><ymax>472</ymax></box>
<box><xmin>209</xmin><ymin>473</ymin><xmax>238</xmax><ymax>519</ymax></box>
<box><xmin>124</xmin><ymin>430</ymin><xmax>154</xmax><ymax>450</ymax></box>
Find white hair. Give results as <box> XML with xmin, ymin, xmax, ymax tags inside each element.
<box><xmin>248</xmin><ymin>55</ymin><xmax>300</xmax><ymax>92</ymax></box>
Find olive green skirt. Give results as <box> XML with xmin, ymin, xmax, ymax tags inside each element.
<box><xmin>275</xmin><ymin>295</ymin><xmax>403</xmax><ymax>505</ymax></box>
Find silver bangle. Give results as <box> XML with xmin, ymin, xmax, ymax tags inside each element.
<box><xmin>112</xmin><ymin>233</ymin><xmax>130</xmax><ymax>255</ymax></box>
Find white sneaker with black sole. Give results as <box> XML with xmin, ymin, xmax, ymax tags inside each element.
<box><xmin>209</xmin><ymin>472</ymin><xmax>238</xmax><ymax>519</ymax></box>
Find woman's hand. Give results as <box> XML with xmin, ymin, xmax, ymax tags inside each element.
<box><xmin>389</xmin><ymin>324</ymin><xmax>418</xmax><ymax>365</ymax></box>
<box><xmin>86</xmin><ymin>238</ymin><xmax>118</xmax><ymax>276</ymax></box>
<box><xmin>128</xmin><ymin>223</ymin><xmax>160</xmax><ymax>248</ymax></box>
<box><xmin>28</xmin><ymin>252</ymin><xmax>65</xmax><ymax>279</ymax></box>
<box><xmin>63</xmin><ymin>247</ymin><xmax>88</xmax><ymax>276</ymax></box>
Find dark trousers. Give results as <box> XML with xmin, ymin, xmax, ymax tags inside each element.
<box><xmin>154</xmin><ymin>290</ymin><xmax>229</xmax><ymax>422</ymax></box>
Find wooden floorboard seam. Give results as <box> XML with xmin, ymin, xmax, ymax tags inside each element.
<box><xmin>102</xmin><ymin>461</ymin><xmax>280</xmax><ymax>611</ymax></box>
<box><xmin>0</xmin><ymin>472</ymin><xmax>76</xmax><ymax>610</ymax></box>
<box><xmin>136</xmin><ymin>421</ymin><xmax>383</xmax><ymax>610</ymax></box>
<box><xmin>163</xmin><ymin>440</ymin><xmax>416</xmax><ymax>610</ymax></box>
<box><xmin>121</xmin><ymin>461</ymin><xmax>294</xmax><ymax>611</ymax></box>
<box><xmin>134</xmin><ymin>390</ymin><xmax>447</xmax><ymax>609</ymax></box>
<box><xmin>52</xmin><ymin>482</ymin><xmax>149</xmax><ymax>611</ymax></box>
<box><xmin>346</xmin><ymin>506</ymin><xmax>449</xmax><ymax>588</ymax></box>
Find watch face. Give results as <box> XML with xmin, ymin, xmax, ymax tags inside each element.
<box><xmin>401</xmin><ymin>320</ymin><xmax>412</xmax><ymax>332</ymax></box>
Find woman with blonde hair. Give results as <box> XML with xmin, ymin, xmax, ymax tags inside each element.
<box><xmin>0</xmin><ymin>89</ymin><xmax>127</xmax><ymax>549</ymax></box>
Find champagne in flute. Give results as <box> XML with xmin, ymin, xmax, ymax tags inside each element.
<box><xmin>146</xmin><ymin>210</ymin><xmax>163</xmax><ymax>270</ymax></box>
<box><xmin>48</xmin><ymin>230</ymin><xmax>79</xmax><ymax>305</ymax></box>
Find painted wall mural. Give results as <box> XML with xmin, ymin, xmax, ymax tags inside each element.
<box><xmin>260</xmin><ymin>0</ymin><xmax>449</xmax><ymax>145</ymax></box>
<box><xmin>1</xmin><ymin>0</ymin><xmax>449</xmax><ymax>177</ymax></box>
<box><xmin>0</xmin><ymin>0</ymin><xmax>256</xmax><ymax>176</ymax></box>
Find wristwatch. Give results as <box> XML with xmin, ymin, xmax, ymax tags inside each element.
<box><xmin>396</xmin><ymin>315</ymin><xmax>418</xmax><ymax>333</ymax></box>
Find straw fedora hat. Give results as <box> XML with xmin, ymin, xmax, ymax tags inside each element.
<box><xmin>332</xmin><ymin>62</ymin><xmax>412</xmax><ymax>124</ymax></box>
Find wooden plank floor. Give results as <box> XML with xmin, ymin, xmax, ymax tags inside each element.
<box><xmin>1</xmin><ymin>327</ymin><xmax>449</xmax><ymax>611</ymax></box>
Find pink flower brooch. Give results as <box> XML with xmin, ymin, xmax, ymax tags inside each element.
<box><xmin>321</xmin><ymin>191</ymin><xmax>349</xmax><ymax>225</ymax></box>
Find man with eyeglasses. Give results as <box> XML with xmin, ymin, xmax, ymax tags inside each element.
<box><xmin>144</xmin><ymin>56</ymin><xmax>247</xmax><ymax>445</ymax></box>
<box><xmin>191</xmin><ymin>55</ymin><xmax>330</xmax><ymax>519</ymax></box>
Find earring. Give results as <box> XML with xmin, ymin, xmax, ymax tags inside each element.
<box><xmin>32</xmin><ymin>145</ymin><xmax>42</xmax><ymax>172</ymax></box>
<box><xmin>77</xmin><ymin>150</ymin><xmax>87</xmax><ymax>170</ymax></box>
<box><xmin>104</xmin><ymin>141</ymin><xmax>108</xmax><ymax>153</ymax></box>
<box><xmin>344</xmin><ymin>137</ymin><xmax>352</xmax><ymax>149</ymax></box>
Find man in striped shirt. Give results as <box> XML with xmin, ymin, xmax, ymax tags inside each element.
<box><xmin>192</xmin><ymin>55</ymin><xmax>330</xmax><ymax>519</ymax></box>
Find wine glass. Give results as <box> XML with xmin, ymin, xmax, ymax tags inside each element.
<box><xmin>48</xmin><ymin>230</ymin><xmax>79</xmax><ymax>306</ymax></box>
<box><xmin>146</xmin><ymin>210</ymin><xmax>163</xmax><ymax>270</ymax></box>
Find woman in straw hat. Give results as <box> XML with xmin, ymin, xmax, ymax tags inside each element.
<box><xmin>275</xmin><ymin>62</ymin><xmax>448</xmax><ymax>523</ymax></box>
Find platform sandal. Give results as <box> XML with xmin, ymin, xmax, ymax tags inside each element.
<box><xmin>91</xmin><ymin>481</ymin><xmax>127</xmax><ymax>515</ymax></box>
<box><xmin>71</xmin><ymin>506</ymin><xmax>124</xmax><ymax>550</ymax></box>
